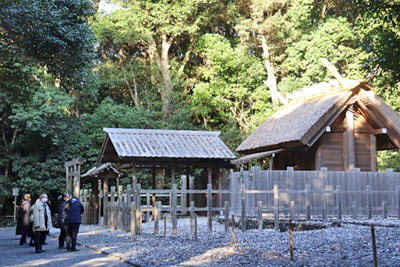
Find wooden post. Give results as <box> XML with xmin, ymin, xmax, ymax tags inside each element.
<box><xmin>305</xmin><ymin>184</ymin><xmax>311</xmax><ymax>221</ymax></box>
<box><xmin>154</xmin><ymin>201</ymin><xmax>161</xmax><ymax>234</ymax></box>
<box><xmin>367</xmin><ymin>185</ymin><xmax>372</xmax><ymax>219</ymax></box>
<box><xmin>241</xmin><ymin>183</ymin><xmax>246</xmax><ymax>231</ymax></box>
<box><xmin>397</xmin><ymin>186</ymin><xmax>400</xmax><ymax>219</ymax></box>
<box><xmin>194</xmin><ymin>214</ymin><xmax>198</xmax><ymax>241</ymax></box>
<box><xmin>322</xmin><ymin>202</ymin><xmax>326</xmax><ymax>220</ymax></box>
<box><xmin>131</xmin><ymin>201</ymin><xmax>138</xmax><ymax>234</ymax></box>
<box><xmin>135</xmin><ymin>184</ymin><xmax>141</xmax><ymax>235</ymax></box>
<box><xmin>231</xmin><ymin>215</ymin><xmax>236</xmax><ymax>248</ymax></box>
<box><xmin>346</xmin><ymin>108</ymin><xmax>355</xmax><ymax>171</ymax></box>
<box><xmin>98</xmin><ymin>179</ymin><xmax>103</xmax><ymax>226</ymax></box>
<box><xmin>352</xmin><ymin>201</ymin><xmax>357</xmax><ymax>220</ymax></box>
<box><xmin>171</xmin><ymin>166</ymin><xmax>175</xmax><ymax>184</ymax></box>
<box><xmin>118</xmin><ymin>185</ymin><xmax>123</xmax><ymax>229</ymax></box>
<box><xmin>83</xmin><ymin>189</ymin><xmax>88</xmax><ymax>224</ymax></box>
<box><xmin>382</xmin><ymin>201</ymin><xmax>387</xmax><ymax>219</ymax></box>
<box><xmin>208</xmin><ymin>166</ymin><xmax>212</xmax><ymax>185</ymax></box>
<box><xmin>371</xmin><ymin>224</ymin><xmax>378</xmax><ymax>267</ymax></box>
<box><xmin>224</xmin><ymin>201</ymin><xmax>230</xmax><ymax>232</ymax></box>
<box><xmin>207</xmin><ymin>183</ymin><xmax>213</xmax><ymax>232</ymax></box>
<box><xmin>103</xmin><ymin>177</ymin><xmax>109</xmax><ymax>227</ymax></box>
<box><xmin>146</xmin><ymin>193</ymin><xmax>150</xmax><ymax>222</ymax></box>
<box><xmin>274</xmin><ymin>184</ymin><xmax>279</xmax><ymax>231</ymax></box>
<box><xmin>190</xmin><ymin>201</ymin><xmax>195</xmax><ymax>233</ymax></box>
<box><xmin>110</xmin><ymin>186</ymin><xmax>115</xmax><ymax>229</ymax></box>
<box><xmin>336</xmin><ymin>185</ymin><xmax>342</xmax><ymax>220</ymax></box>
<box><xmin>139</xmin><ymin>210</ymin><xmax>143</xmax><ymax>234</ymax></box>
<box><xmin>218</xmin><ymin>171</ymin><xmax>223</xmax><ymax>211</ymax></box>
<box><xmin>181</xmin><ymin>175</ymin><xmax>187</xmax><ymax>214</ymax></box>
<box><xmin>152</xmin><ymin>166</ymin><xmax>156</xmax><ymax>218</ymax></box>
<box><xmin>257</xmin><ymin>201</ymin><xmax>262</xmax><ymax>230</ymax></box>
<box><xmin>164</xmin><ymin>214</ymin><xmax>167</xmax><ymax>237</ymax></box>
<box><xmin>290</xmin><ymin>200</ymin><xmax>295</xmax><ymax>221</ymax></box>
<box><xmin>132</xmin><ymin>165</ymin><xmax>137</xmax><ymax>188</ymax></box>
<box><xmin>289</xmin><ymin>220</ymin><xmax>294</xmax><ymax>261</ymax></box>
<box><xmin>189</xmin><ymin>175</ymin><xmax>194</xmax><ymax>204</ymax></box>
<box><xmin>172</xmin><ymin>183</ymin><xmax>177</xmax><ymax>234</ymax></box>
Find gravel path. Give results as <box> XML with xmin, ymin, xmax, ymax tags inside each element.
<box><xmin>0</xmin><ymin>227</ymin><xmax>131</xmax><ymax>267</ymax></box>
<box><xmin>75</xmin><ymin>218</ymin><xmax>400</xmax><ymax>266</ymax></box>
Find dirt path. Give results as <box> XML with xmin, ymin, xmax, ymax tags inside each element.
<box><xmin>0</xmin><ymin>227</ymin><xmax>132</xmax><ymax>267</ymax></box>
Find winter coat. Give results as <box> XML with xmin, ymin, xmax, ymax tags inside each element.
<box><xmin>57</xmin><ymin>199</ymin><xmax>68</xmax><ymax>227</ymax></box>
<box><xmin>32</xmin><ymin>199</ymin><xmax>52</xmax><ymax>232</ymax></box>
<box><xmin>16</xmin><ymin>200</ymin><xmax>31</xmax><ymax>235</ymax></box>
<box><xmin>64</xmin><ymin>198</ymin><xmax>84</xmax><ymax>224</ymax></box>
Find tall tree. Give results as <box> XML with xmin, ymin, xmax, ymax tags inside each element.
<box><xmin>0</xmin><ymin>0</ymin><xmax>97</xmax><ymax>214</ymax></box>
<box><xmin>93</xmin><ymin>0</ymin><xmax>234</xmax><ymax>116</ymax></box>
<box><xmin>236</xmin><ymin>0</ymin><xmax>290</xmax><ymax>105</ymax></box>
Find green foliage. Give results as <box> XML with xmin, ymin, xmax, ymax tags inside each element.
<box><xmin>378</xmin><ymin>150</ymin><xmax>400</xmax><ymax>172</ymax></box>
<box><xmin>2</xmin><ymin>0</ymin><xmax>400</xmax><ymax>214</ymax></box>
<box><xmin>280</xmin><ymin>16</ymin><xmax>368</xmax><ymax>93</ymax></box>
<box><xmin>0</xmin><ymin>217</ymin><xmax>16</xmax><ymax>228</ymax></box>
<box><xmin>191</xmin><ymin>34</ymin><xmax>272</xmax><ymax>135</ymax></box>
<box><xmin>0</xmin><ymin>0</ymin><xmax>96</xmax><ymax>86</ymax></box>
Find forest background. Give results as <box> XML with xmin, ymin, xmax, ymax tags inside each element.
<box><xmin>1</xmin><ymin>0</ymin><xmax>399</xmax><ymax>215</ymax></box>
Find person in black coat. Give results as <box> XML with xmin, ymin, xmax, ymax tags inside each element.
<box><xmin>16</xmin><ymin>194</ymin><xmax>31</xmax><ymax>245</ymax></box>
<box><xmin>64</xmin><ymin>197</ymin><xmax>84</xmax><ymax>251</ymax></box>
<box><xmin>57</xmin><ymin>192</ymin><xmax>70</xmax><ymax>249</ymax></box>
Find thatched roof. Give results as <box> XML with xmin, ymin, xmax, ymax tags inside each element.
<box><xmin>98</xmin><ymin>128</ymin><xmax>235</xmax><ymax>168</ymax></box>
<box><xmin>237</xmin><ymin>81</ymin><xmax>400</xmax><ymax>154</ymax></box>
<box><xmin>231</xmin><ymin>149</ymin><xmax>284</xmax><ymax>165</ymax></box>
<box><xmin>81</xmin><ymin>162</ymin><xmax>119</xmax><ymax>183</ymax></box>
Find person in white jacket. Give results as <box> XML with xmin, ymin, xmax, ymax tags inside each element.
<box><xmin>32</xmin><ymin>194</ymin><xmax>52</xmax><ymax>253</ymax></box>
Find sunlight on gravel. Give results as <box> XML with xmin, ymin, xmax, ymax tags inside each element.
<box><xmin>75</xmin><ymin>218</ymin><xmax>400</xmax><ymax>266</ymax></box>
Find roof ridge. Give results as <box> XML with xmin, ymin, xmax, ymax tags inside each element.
<box><xmin>103</xmin><ymin>128</ymin><xmax>221</xmax><ymax>136</ymax></box>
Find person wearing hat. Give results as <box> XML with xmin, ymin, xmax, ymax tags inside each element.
<box><xmin>32</xmin><ymin>194</ymin><xmax>52</xmax><ymax>253</ymax></box>
<box><xmin>64</xmin><ymin>196</ymin><xmax>84</xmax><ymax>251</ymax></box>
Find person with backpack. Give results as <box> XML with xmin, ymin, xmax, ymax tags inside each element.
<box><xmin>64</xmin><ymin>197</ymin><xmax>84</xmax><ymax>251</ymax></box>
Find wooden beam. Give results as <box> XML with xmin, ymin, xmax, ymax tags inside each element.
<box><xmin>346</xmin><ymin>109</ymin><xmax>356</xmax><ymax>170</ymax></box>
<box><xmin>370</xmin><ymin>135</ymin><xmax>377</xmax><ymax>171</ymax></box>
<box><xmin>372</xmin><ymin>128</ymin><xmax>387</xmax><ymax>135</ymax></box>
<box><xmin>331</xmin><ymin>127</ymin><xmax>387</xmax><ymax>134</ymax></box>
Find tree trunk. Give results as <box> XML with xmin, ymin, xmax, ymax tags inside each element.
<box><xmin>260</xmin><ymin>35</ymin><xmax>287</xmax><ymax>105</ymax></box>
<box><xmin>0</xmin><ymin>127</ymin><xmax>18</xmax><ymax>216</ymax></box>
<box><xmin>149</xmin><ymin>35</ymin><xmax>173</xmax><ymax>117</ymax></box>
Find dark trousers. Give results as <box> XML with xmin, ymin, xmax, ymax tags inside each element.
<box><xmin>34</xmin><ymin>231</ymin><xmax>46</xmax><ymax>252</ymax></box>
<box><xmin>67</xmin><ymin>223</ymin><xmax>80</xmax><ymax>250</ymax></box>
<box><xmin>20</xmin><ymin>226</ymin><xmax>28</xmax><ymax>244</ymax></box>
<box><xmin>58</xmin><ymin>225</ymin><xmax>68</xmax><ymax>247</ymax></box>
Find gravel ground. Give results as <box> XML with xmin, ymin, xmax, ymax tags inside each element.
<box><xmin>0</xmin><ymin>227</ymin><xmax>131</xmax><ymax>267</ymax></box>
<box><xmin>74</xmin><ymin>217</ymin><xmax>400</xmax><ymax>267</ymax></box>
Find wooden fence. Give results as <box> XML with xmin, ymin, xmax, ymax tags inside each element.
<box><xmin>230</xmin><ymin>167</ymin><xmax>400</xmax><ymax>218</ymax></box>
<box><xmin>79</xmin><ymin>167</ymin><xmax>400</xmax><ymax>233</ymax></box>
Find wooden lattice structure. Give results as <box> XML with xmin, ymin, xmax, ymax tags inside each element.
<box><xmin>65</xmin><ymin>158</ymin><xmax>82</xmax><ymax>198</ymax></box>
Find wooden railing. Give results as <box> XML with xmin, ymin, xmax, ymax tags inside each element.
<box><xmin>80</xmin><ymin>178</ymin><xmax>400</xmax><ymax>234</ymax></box>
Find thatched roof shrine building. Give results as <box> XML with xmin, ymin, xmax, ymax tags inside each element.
<box><xmin>236</xmin><ymin>80</ymin><xmax>400</xmax><ymax>171</ymax></box>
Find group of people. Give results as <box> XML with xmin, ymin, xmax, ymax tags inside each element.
<box><xmin>16</xmin><ymin>192</ymin><xmax>84</xmax><ymax>253</ymax></box>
